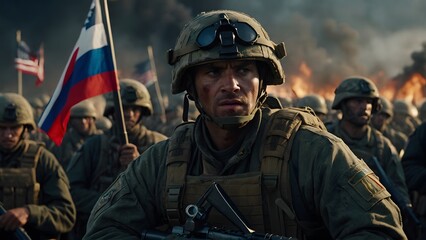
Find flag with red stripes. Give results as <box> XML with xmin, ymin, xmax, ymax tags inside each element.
<box><xmin>15</xmin><ymin>41</ymin><xmax>44</xmax><ymax>86</ymax></box>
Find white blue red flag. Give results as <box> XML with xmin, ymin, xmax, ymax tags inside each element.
<box><xmin>15</xmin><ymin>41</ymin><xmax>44</xmax><ymax>86</ymax></box>
<box><xmin>38</xmin><ymin>0</ymin><xmax>119</xmax><ymax>145</ymax></box>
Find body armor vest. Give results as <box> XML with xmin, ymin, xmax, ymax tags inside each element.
<box><xmin>0</xmin><ymin>141</ymin><xmax>42</xmax><ymax>209</ymax></box>
<box><xmin>165</xmin><ymin>108</ymin><xmax>326</xmax><ymax>238</ymax></box>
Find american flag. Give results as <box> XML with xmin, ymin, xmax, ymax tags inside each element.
<box><xmin>134</xmin><ymin>59</ymin><xmax>157</xmax><ymax>87</ymax></box>
<box><xmin>15</xmin><ymin>41</ymin><xmax>44</xmax><ymax>86</ymax></box>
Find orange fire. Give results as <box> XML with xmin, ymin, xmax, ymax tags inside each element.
<box><xmin>382</xmin><ymin>73</ymin><xmax>426</xmax><ymax>105</ymax></box>
<box><xmin>267</xmin><ymin>62</ymin><xmax>426</xmax><ymax>106</ymax></box>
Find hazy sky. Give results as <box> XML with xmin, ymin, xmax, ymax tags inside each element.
<box><xmin>1</xmin><ymin>0</ymin><xmax>425</xmax><ymax>101</ymax></box>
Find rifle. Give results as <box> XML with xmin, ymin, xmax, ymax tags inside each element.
<box><xmin>141</xmin><ymin>182</ymin><xmax>296</xmax><ymax>240</ymax></box>
<box><xmin>0</xmin><ymin>202</ymin><xmax>32</xmax><ymax>240</ymax></box>
<box><xmin>370</xmin><ymin>157</ymin><xmax>424</xmax><ymax>239</ymax></box>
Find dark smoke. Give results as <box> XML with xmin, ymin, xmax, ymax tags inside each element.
<box><xmin>1</xmin><ymin>0</ymin><xmax>426</xmax><ymax>102</ymax></box>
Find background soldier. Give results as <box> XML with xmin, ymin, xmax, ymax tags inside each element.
<box><xmin>66</xmin><ymin>78</ymin><xmax>167</xmax><ymax>240</ymax></box>
<box><xmin>326</xmin><ymin>76</ymin><xmax>412</xmax><ymax>237</ymax></box>
<box><xmin>83</xmin><ymin>10</ymin><xmax>405</xmax><ymax>240</ymax></box>
<box><xmin>295</xmin><ymin>94</ymin><xmax>328</xmax><ymax>122</ymax></box>
<box><xmin>49</xmin><ymin>100</ymin><xmax>102</xmax><ymax>168</ymax></box>
<box><xmin>391</xmin><ymin>99</ymin><xmax>421</xmax><ymax>136</ymax></box>
<box><xmin>371</xmin><ymin>97</ymin><xmax>408</xmax><ymax>156</ymax></box>
<box><xmin>402</xmin><ymin>122</ymin><xmax>426</xmax><ymax>236</ymax></box>
<box><xmin>0</xmin><ymin>92</ymin><xmax>76</xmax><ymax>240</ymax></box>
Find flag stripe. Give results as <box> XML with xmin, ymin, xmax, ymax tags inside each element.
<box><xmin>38</xmin><ymin>0</ymin><xmax>119</xmax><ymax>145</ymax></box>
<box><xmin>39</xmin><ymin>45</ymin><xmax>114</xmax><ymax>129</ymax></box>
<box><xmin>39</xmin><ymin>72</ymin><xmax>117</xmax><ymax>143</ymax></box>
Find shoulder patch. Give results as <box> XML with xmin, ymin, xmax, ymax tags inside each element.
<box><xmin>339</xmin><ymin>160</ymin><xmax>390</xmax><ymax>211</ymax></box>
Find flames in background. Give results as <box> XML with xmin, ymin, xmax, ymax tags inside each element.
<box><xmin>268</xmin><ymin>44</ymin><xmax>426</xmax><ymax>107</ymax></box>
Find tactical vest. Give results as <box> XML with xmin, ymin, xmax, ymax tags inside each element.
<box><xmin>165</xmin><ymin>108</ymin><xmax>326</xmax><ymax>238</ymax></box>
<box><xmin>0</xmin><ymin>141</ymin><xmax>42</xmax><ymax>209</ymax></box>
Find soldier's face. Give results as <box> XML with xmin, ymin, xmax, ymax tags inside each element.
<box><xmin>193</xmin><ymin>60</ymin><xmax>259</xmax><ymax>118</ymax></box>
<box><xmin>341</xmin><ymin>97</ymin><xmax>373</xmax><ymax>126</ymax></box>
<box><xmin>123</xmin><ymin>106</ymin><xmax>142</xmax><ymax>129</ymax></box>
<box><xmin>371</xmin><ymin>112</ymin><xmax>391</xmax><ymax>129</ymax></box>
<box><xmin>0</xmin><ymin>123</ymin><xmax>24</xmax><ymax>150</ymax></box>
<box><xmin>69</xmin><ymin>117</ymin><xmax>95</xmax><ymax>135</ymax></box>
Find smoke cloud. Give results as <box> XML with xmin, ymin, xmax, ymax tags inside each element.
<box><xmin>1</xmin><ymin>0</ymin><xmax>425</xmax><ymax>102</ymax></box>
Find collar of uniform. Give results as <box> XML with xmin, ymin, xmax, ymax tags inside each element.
<box><xmin>195</xmin><ymin>109</ymin><xmax>262</xmax><ymax>175</ymax></box>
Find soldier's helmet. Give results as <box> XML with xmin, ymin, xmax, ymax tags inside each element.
<box><xmin>29</xmin><ymin>97</ymin><xmax>44</xmax><ymax>109</ymax></box>
<box><xmin>104</xmin><ymin>78</ymin><xmax>153</xmax><ymax>117</ymax></box>
<box><xmin>296</xmin><ymin>94</ymin><xmax>328</xmax><ymax>115</ymax></box>
<box><xmin>377</xmin><ymin>97</ymin><xmax>393</xmax><ymax>118</ymax></box>
<box><xmin>393</xmin><ymin>99</ymin><xmax>418</xmax><ymax>118</ymax></box>
<box><xmin>0</xmin><ymin>93</ymin><xmax>36</xmax><ymax>130</ymax></box>
<box><xmin>70</xmin><ymin>101</ymin><xmax>98</xmax><ymax>119</ymax></box>
<box><xmin>332</xmin><ymin>76</ymin><xmax>380</xmax><ymax>112</ymax></box>
<box><xmin>168</xmin><ymin>10</ymin><xmax>287</xmax><ymax>95</ymax></box>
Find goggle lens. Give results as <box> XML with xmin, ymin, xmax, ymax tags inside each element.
<box><xmin>196</xmin><ymin>22</ymin><xmax>258</xmax><ymax>49</ymax></box>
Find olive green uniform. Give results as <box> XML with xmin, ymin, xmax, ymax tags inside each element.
<box><xmin>381</xmin><ymin>125</ymin><xmax>408</xmax><ymax>156</ymax></box>
<box><xmin>402</xmin><ymin>123</ymin><xmax>426</xmax><ymax>217</ymax></box>
<box><xmin>0</xmin><ymin>139</ymin><xmax>76</xmax><ymax>239</ymax></box>
<box><xmin>327</xmin><ymin>121</ymin><xmax>410</xmax><ymax>205</ymax></box>
<box><xmin>66</xmin><ymin>123</ymin><xmax>166</xmax><ymax>239</ymax></box>
<box><xmin>84</xmin><ymin>108</ymin><xmax>405</xmax><ymax>240</ymax></box>
<box><xmin>50</xmin><ymin>127</ymin><xmax>102</xmax><ymax>168</ymax></box>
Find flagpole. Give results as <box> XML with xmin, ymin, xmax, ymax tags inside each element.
<box><xmin>16</xmin><ymin>30</ymin><xmax>23</xmax><ymax>96</ymax></box>
<box><xmin>102</xmin><ymin>0</ymin><xmax>128</xmax><ymax>145</ymax></box>
<box><xmin>147</xmin><ymin>45</ymin><xmax>166</xmax><ymax>123</ymax></box>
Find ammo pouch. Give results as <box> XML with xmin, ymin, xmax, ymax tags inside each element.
<box><xmin>0</xmin><ymin>168</ymin><xmax>40</xmax><ymax>209</ymax></box>
<box><xmin>0</xmin><ymin>141</ymin><xmax>42</xmax><ymax>209</ymax></box>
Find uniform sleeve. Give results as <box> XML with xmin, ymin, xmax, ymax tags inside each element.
<box><xmin>83</xmin><ymin>140</ymin><xmax>169</xmax><ymax>240</ymax></box>
<box><xmin>26</xmin><ymin>149</ymin><xmax>76</xmax><ymax>234</ymax></box>
<box><xmin>402</xmin><ymin>123</ymin><xmax>426</xmax><ymax>193</ymax></box>
<box><xmin>293</xmin><ymin>129</ymin><xmax>406</xmax><ymax>239</ymax></box>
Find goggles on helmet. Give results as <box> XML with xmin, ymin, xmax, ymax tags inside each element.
<box><xmin>196</xmin><ymin>13</ymin><xmax>259</xmax><ymax>53</ymax></box>
<box><xmin>167</xmin><ymin>12</ymin><xmax>284</xmax><ymax>65</ymax></box>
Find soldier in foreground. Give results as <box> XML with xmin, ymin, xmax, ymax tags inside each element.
<box><xmin>66</xmin><ymin>79</ymin><xmax>167</xmax><ymax>239</ymax></box>
<box><xmin>0</xmin><ymin>93</ymin><xmax>76</xmax><ymax>239</ymax></box>
<box><xmin>84</xmin><ymin>10</ymin><xmax>406</xmax><ymax>240</ymax></box>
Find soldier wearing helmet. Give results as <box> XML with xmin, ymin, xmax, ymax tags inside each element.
<box><xmin>84</xmin><ymin>11</ymin><xmax>405</xmax><ymax>240</ymax></box>
<box><xmin>327</xmin><ymin>77</ymin><xmax>412</xmax><ymax>235</ymax></box>
<box><xmin>370</xmin><ymin>97</ymin><xmax>408</xmax><ymax>155</ymax></box>
<box><xmin>49</xmin><ymin>100</ymin><xmax>102</xmax><ymax>169</ymax></box>
<box><xmin>0</xmin><ymin>93</ymin><xmax>76</xmax><ymax>239</ymax></box>
<box><xmin>65</xmin><ymin>78</ymin><xmax>167</xmax><ymax>239</ymax></box>
<box><xmin>295</xmin><ymin>94</ymin><xmax>328</xmax><ymax>122</ymax></box>
<box><xmin>391</xmin><ymin>99</ymin><xmax>421</xmax><ymax>136</ymax></box>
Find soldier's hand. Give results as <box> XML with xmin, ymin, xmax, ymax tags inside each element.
<box><xmin>0</xmin><ymin>207</ymin><xmax>29</xmax><ymax>231</ymax></box>
<box><xmin>119</xmin><ymin>143</ymin><xmax>140</xmax><ymax>167</ymax></box>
